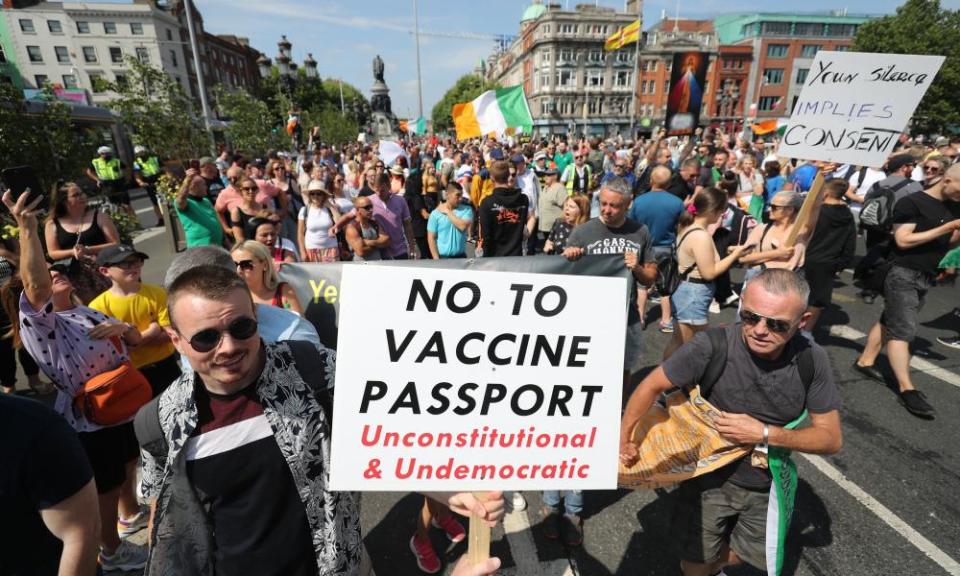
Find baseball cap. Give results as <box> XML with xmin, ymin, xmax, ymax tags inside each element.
<box><xmin>543</xmin><ymin>162</ymin><xmax>559</xmax><ymax>176</ymax></box>
<box><xmin>134</xmin><ymin>145</ymin><xmax>147</xmax><ymax>154</ymax></box>
<box><xmin>489</xmin><ymin>149</ymin><xmax>504</xmax><ymax>161</ymax></box>
<box><xmin>198</xmin><ymin>156</ymin><xmax>215</xmax><ymax>166</ymax></box>
<box><xmin>455</xmin><ymin>165</ymin><xmax>474</xmax><ymax>180</ymax></box>
<box><xmin>510</xmin><ymin>154</ymin><xmax>526</xmax><ymax>165</ymax></box>
<box><xmin>533</xmin><ymin>151</ymin><xmax>547</xmax><ymax>162</ymax></box>
<box><xmin>96</xmin><ymin>244</ymin><xmax>149</xmax><ymax>267</ymax></box>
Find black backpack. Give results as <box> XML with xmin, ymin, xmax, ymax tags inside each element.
<box><xmin>655</xmin><ymin>228</ymin><xmax>701</xmax><ymax>296</ymax></box>
<box><xmin>133</xmin><ymin>341</ymin><xmax>331</xmax><ymax>456</ymax></box>
<box><xmin>860</xmin><ymin>178</ymin><xmax>911</xmax><ymax>233</ymax></box>
<box><xmin>697</xmin><ymin>328</ymin><xmax>815</xmax><ymax>398</ymax></box>
<box><xmin>727</xmin><ymin>204</ymin><xmax>758</xmax><ymax>247</ymax></box>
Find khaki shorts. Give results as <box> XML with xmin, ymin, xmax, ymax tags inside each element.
<box><xmin>671</xmin><ymin>473</ymin><xmax>769</xmax><ymax>570</ymax></box>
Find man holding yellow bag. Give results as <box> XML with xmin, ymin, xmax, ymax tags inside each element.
<box><xmin>620</xmin><ymin>269</ymin><xmax>843</xmax><ymax>576</ymax></box>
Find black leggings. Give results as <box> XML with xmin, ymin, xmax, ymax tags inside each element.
<box><xmin>0</xmin><ymin>302</ymin><xmax>40</xmax><ymax>389</ymax></box>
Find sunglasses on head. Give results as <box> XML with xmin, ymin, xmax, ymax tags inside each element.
<box><xmin>234</xmin><ymin>259</ymin><xmax>255</xmax><ymax>271</ymax></box>
<box><xmin>739</xmin><ymin>309</ymin><xmax>794</xmax><ymax>334</ymax></box>
<box><xmin>184</xmin><ymin>316</ymin><xmax>258</xmax><ymax>353</ymax></box>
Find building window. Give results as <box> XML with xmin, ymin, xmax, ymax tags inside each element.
<box><xmin>615</xmin><ymin>70</ymin><xmax>631</xmax><ymax>87</ymax></box>
<box><xmin>540</xmin><ymin>100</ymin><xmax>550</xmax><ymax>115</ymax></box>
<box><xmin>587</xmin><ymin>50</ymin><xmax>605</xmax><ymax>64</ymax></box>
<box><xmin>767</xmin><ymin>44</ymin><xmax>789</xmax><ymax>58</ymax></box>
<box><xmin>758</xmin><ymin>96</ymin><xmax>779</xmax><ymax>111</ymax></box>
<box><xmin>62</xmin><ymin>74</ymin><xmax>78</xmax><ymax>89</ymax></box>
<box><xmin>170</xmin><ymin>50</ymin><xmax>178</xmax><ymax>67</ymax></box>
<box><xmin>641</xmin><ymin>80</ymin><xmax>647</xmax><ymax>93</ymax></box>
<box><xmin>648</xmin><ymin>80</ymin><xmax>656</xmax><ymax>94</ymax></box>
<box><xmin>104</xmin><ymin>22</ymin><xmax>117</xmax><ymax>34</ymax></box>
<box><xmin>795</xmin><ymin>23</ymin><xmax>824</xmax><ymax>36</ymax></box>
<box><xmin>34</xmin><ymin>74</ymin><xmax>48</xmax><ymax>87</ymax></box>
<box><xmin>835</xmin><ymin>45</ymin><xmax>849</xmax><ymax>52</ymax></box>
<box><xmin>556</xmin><ymin>69</ymin><xmax>575</xmax><ymax>88</ymax></box>
<box><xmin>539</xmin><ymin>50</ymin><xmax>552</xmax><ymax>64</ymax></box>
<box><xmin>77</xmin><ymin>21</ymin><xmax>90</xmax><ymax>34</ymax></box>
<box><xmin>585</xmin><ymin>70</ymin><xmax>604</xmax><ymax>88</ymax></box>
<box><xmin>763</xmin><ymin>68</ymin><xmax>784</xmax><ymax>84</ymax></box>
<box><xmin>27</xmin><ymin>46</ymin><xmax>43</xmax><ymax>63</ymax></box>
<box><xmin>54</xmin><ymin>46</ymin><xmax>70</xmax><ymax>64</ymax></box>
<box><xmin>558</xmin><ymin>100</ymin><xmax>572</xmax><ymax>115</ymax></box>
<box><xmin>616</xmin><ymin>51</ymin><xmax>632</xmax><ymax>64</ymax></box>
<box><xmin>48</xmin><ymin>20</ymin><xmax>63</xmax><ymax>34</ymax></box>
<box><xmin>89</xmin><ymin>72</ymin><xmax>104</xmax><ymax>92</ymax></box>
<box><xmin>136</xmin><ymin>47</ymin><xmax>149</xmax><ymax>63</ymax></box>
<box><xmin>166</xmin><ymin>28</ymin><xmax>173</xmax><ymax>41</ymax></box>
<box><xmin>131</xmin><ymin>22</ymin><xmax>144</xmax><ymax>35</ymax></box>
<box><xmin>587</xmin><ymin>99</ymin><xmax>603</xmax><ymax>115</ymax></box>
<box><xmin>19</xmin><ymin>19</ymin><xmax>36</xmax><ymax>33</ymax></box>
<box><xmin>796</xmin><ymin>68</ymin><xmax>809</xmax><ymax>84</ymax></box>
<box><xmin>801</xmin><ymin>44</ymin><xmax>821</xmax><ymax>58</ymax></box>
<box><xmin>560</xmin><ymin>24</ymin><xmax>577</xmax><ymax>34</ymax></box>
<box><xmin>83</xmin><ymin>46</ymin><xmax>97</xmax><ymax>63</ymax></box>
<box><xmin>110</xmin><ymin>47</ymin><xmax>123</xmax><ymax>64</ymax></box>
<box><xmin>114</xmin><ymin>73</ymin><xmax>128</xmax><ymax>88</ymax></box>
<box><xmin>762</xmin><ymin>22</ymin><xmax>791</xmax><ymax>35</ymax></box>
<box><xmin>559</xmin><ymin>49</ymin><xmax>575</xmax><ymax>64</ymax></box>
<box><xmin>539</xmin><ymin>72</ymin><xmax>550</xmax><ymax>89</ymax></box>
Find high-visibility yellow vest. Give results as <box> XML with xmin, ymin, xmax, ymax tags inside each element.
<box><xmin>92</xmin><ymin>157</ymin><xmax>122</xmax><ymax>181</ymax></box>
<box><xmin>135</xmin><ymin>156</ymin><xmax>161</xmax><ymax>178</ymax></box>
<box><xmin>564</xmin><ymin>164</ymin><xmax>592</xmax><ymax>195</ymax></box>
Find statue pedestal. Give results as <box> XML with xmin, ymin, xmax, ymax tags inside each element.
<box><xmin>367</xmin><ymin>55</ymin><xmax>400</xmax><ymax>141</ymax></box>
<box><xmin>371</xmin><ymin>111</ymin><xmax>399</xmax><ymax>141</ymax></box>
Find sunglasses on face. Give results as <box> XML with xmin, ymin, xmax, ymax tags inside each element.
<box><xmin>240</xmin><ymin>186</ymin><xmax>257</xmax><ymax>192</ymax></box>
<box><xmin>923</xmin><ymin>166</ymin><xmax>941</xmax><ymax>173</ymax></box>
<box><xmin>184</xmin><ymin>316</ymin><xmax>258</xmax><ymax>353</ymax></box>
<box><xmin>234</xmin><ymin>259</ymin><xmax>255</xmax><ymax>271</ymax></box>
<box><xmin>357</xmin><ymin>204</ymin><xmax>373</xmax><ymax>211</ymax></box>
<box><xmin>769</xmin><ymin>204</ymin><xmax>790</xmax><ymax>211</ymax></box>
<box><xmin>739</xmin><ymin>309</ymin><xmax>794</xmax><ymax>334</ymax></box>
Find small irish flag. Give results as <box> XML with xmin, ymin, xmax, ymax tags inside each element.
<box><xmin>751</xmin><ymin>118</ymin><xmax>788</xmax><ymax>136</ymax></box>
<box><xmin>452</xmin><ymin>86</ymin><xmax>533</xmax><ymax>141</ymax></box>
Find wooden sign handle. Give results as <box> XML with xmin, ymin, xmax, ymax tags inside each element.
<box><xmin>785</xmin><ymin>170</ymin><xmax>825</xmax><ymax>247</ymax></box>
<box><xmin>467</xmin><ymin>492</ymin><xmax>491</xmax><ymax>566</ymax></box>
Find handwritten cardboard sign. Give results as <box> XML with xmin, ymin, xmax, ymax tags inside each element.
<box><xmin>329</xmin><ymin>265</ymin><xmax>627</xmax><ymax>491</ymax></box>
<box><xmin>778</xmin><ymin>51</ymin><xmax>944</xmax><ymax>167</ymax></box>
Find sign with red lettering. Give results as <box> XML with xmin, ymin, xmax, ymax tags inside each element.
<box><xmin>778</xmin><ymin>51</ymin><xmax>944</xmax><ymax>167</ymax></box>
<box><xmin>329</xmin><ymin>266</ymin><xmax>628</xmax><ymax>491</ymax></box>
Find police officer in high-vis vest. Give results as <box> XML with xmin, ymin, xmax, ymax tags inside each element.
<box><xmin>85</xmin><ymin>146</ymin><xmax>135</xmax><ymax>218</ymax></box>
<box><xmin>133</xmin><ymin>145</ymin><xmax>165</xmax><ymax>227</ymax></box>
<box><xmin>561</xmin><ymin>152</ymin><xmax>592</xmax><ymax>196</ymax></box>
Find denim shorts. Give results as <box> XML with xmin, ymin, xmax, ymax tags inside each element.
<box><xmin>671</xmin><ymin>280</ymin><xmax>715</xmax><ymax>326</ymax></box>
<box><xmin>881</xmin><ymin>264</ymin><xmax>931</xmax><ymax>342</ymax></box>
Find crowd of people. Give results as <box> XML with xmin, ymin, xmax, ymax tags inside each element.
<box><xmin>0</xmin><ymin>124</ymin><xmax>958</xmax><ymax>576</ymax></box>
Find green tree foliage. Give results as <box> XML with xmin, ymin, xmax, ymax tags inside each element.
<box><xmin>853</xmin><ymin>0</ymin><xmax>960</xmax><ymax>134</ymax></box>
<box><xmin>0</xmin><ymin>83</ymin><xmax>87</xmax><ymax>191</ymax></box>
<box><xmin>321</xmin><ymin>79</ymin><xmax>371</xmax><ymax>127</ymax></box>
<box><xmin>311</xmin><ymin>108</ymin><xmax>361</xmax><ymax>146</ymax></box>
<box><xmin>214</xmin><ymin>86</ymin><xmax>289</xmax><ymax>155</ymax></box>
<box><xmin>102</xmin><ymin>58</ymin><xmax>209</xmax><ymax>161</ymax></box>
<box><xmin>431</xmin><ymin>75</ymin><xmax>500</xmax><ymax>134</ymax></box>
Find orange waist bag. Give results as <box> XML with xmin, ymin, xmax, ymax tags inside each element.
<box><xmin>73</xmin><ymin>337</ymin><xmax>152</xmax><ymax>426</ymax></box>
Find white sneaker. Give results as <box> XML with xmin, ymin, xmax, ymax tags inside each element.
<box><xmin>512</xmin><ymin>491</ymin><xmax>527</xmax><ymax>512</ymax></box>
<box><xmin>117</xmin><ymin>509</ymin><xmax>149</xmax><ymax>538</ymax></box>
<box><xmin>100</xmin><ymin>540</ymin><xmax>148</xmax><ymax>572</ymax></box>
<box><xmin>722</xmin><ymin>293</ymin><xmax>739</xmax><ymax>306</ymax></box>
<box><xmin>709</xmin><ymin>300</ymin><xmax>721</xmax><ymax>314</ymax></box>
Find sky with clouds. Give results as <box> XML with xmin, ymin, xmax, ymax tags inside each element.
<box><xmin>72</xmin><ymin>0</ymin><xmax>958</xmax><ymax>119</ymax></box>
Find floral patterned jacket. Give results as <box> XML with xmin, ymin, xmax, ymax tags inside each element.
<box><xmin>138</xmin><ymin>341</ymin><xmax>362</xmax><ymax>575</ymax></box>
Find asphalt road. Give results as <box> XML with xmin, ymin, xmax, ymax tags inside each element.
<box><xmin>18</xmin><ymin>192</ymin><xmax>960</xmax><ymax>576</ymax></box>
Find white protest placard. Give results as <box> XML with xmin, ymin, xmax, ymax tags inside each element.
<box><xmin>329</xmin><ymin>266</ymin><xmax>627</xmax><ymax>491</ymax></box>
<box><xmin>777</xmin><ymin>51</ymin><xmax>944</xmax><ymax>167</ymax></box>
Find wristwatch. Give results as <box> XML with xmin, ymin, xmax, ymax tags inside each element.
<box><xmin>761</xmin><ymin>423</ymin><xmax>770</xmax><ymax>447</ymax></box>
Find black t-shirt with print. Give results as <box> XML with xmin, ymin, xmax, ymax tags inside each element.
<box><xmin>186</xmin><ymin>379</ymin><xmax>317</xmax><ymax>576</ymax></box>
<box><xmin>663</xmin><ymin>326</ymin><xmax>842</xmax><ymax>491</ymax></box>
<box><xmin>0</xmin><ymin>395</ymin><xmax>93</xmax><ymax>576</ymax></box>
<box><xmin>890</xmin><ymin>191</ymin><xmax>960</xmax><ymax>273</ymax></box>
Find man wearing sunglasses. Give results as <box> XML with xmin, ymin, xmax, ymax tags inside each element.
<box><xmin>620</xmin><ymin>269</ymin><xmax>842</xmax><ymax>576</ymax></box>
<box><xmin>139</xmin><ymin>264</ymin><xmax>505</xmax><ymax>576</ymax></box>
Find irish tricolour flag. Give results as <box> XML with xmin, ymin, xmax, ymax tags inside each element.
<box><xmin>452</xmin><ymin>86</ymin><xmax>533</xmax><ymax>141</ymax></box>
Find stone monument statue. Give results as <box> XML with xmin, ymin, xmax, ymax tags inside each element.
<box><xmin>368</xmin><ymin>54</ymin><xmax>399</xmax><ymax>140</ymax></box>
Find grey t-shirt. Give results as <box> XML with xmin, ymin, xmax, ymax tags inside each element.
<box><xmin>662</xmin><ymin>325</ymin><xmax>842</xmax><ymax>490</ymax></box>
<box><xmin>567</xmin><ymin>217</ymin><xmax>654</xmax><ymax>325</ymax></box>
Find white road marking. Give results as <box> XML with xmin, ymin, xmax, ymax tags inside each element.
<box><xmin>135</xmin><ymin>206</ymin><xmax>154</xmax><ymax>215</ymax></box>
<box><xmin>800</xmin><ymin>454</ymin><xmax>960</xmax><ymax>575</ymax></box>
<box><xmin>829</xmin><ymin>325</ymin><xmax>960</xmax><ymax>389</ymax></box>
<box><xmin>500</xmin><ymin>498</ymin><xmax>575</xmax><ymax>576</ymax></box>
<box><xmin>132</xmin><ymin>227</ymin><xmax>167</xmax><ymax>244</ymax></box>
